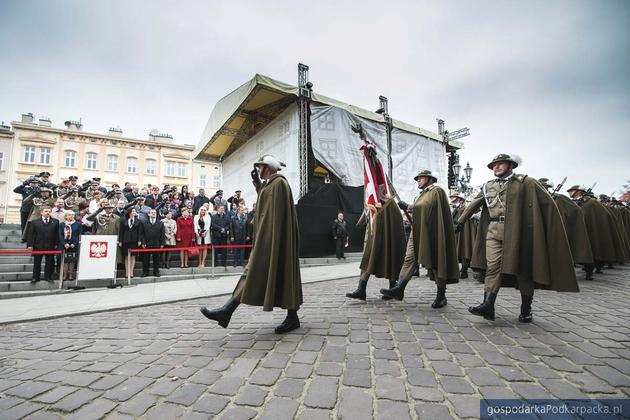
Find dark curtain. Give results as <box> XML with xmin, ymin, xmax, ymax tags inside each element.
<box><xmin>297</xmin><ymin>183</ymin><xmax>365</xmax><ymax>257</ymax></box>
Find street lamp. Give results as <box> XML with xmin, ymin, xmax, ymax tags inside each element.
<box><xmin>464</xmin><ymin>162</ymin><xmax>473</xmax><ymax>182</ymax></box>
<box><xmin>452</xmin><ymin>161</ymin><xmax>461</xmax><ymax>178</ymax></box>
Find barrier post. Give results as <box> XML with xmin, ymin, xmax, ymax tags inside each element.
<box><xmin>211</xmin><ymin>245</ymin><xmax>215</xmax><ymax>278</ymax></box>
<box><xmin>58</xmin><ymin>253</ymin><xmax>64</xmax><ymax>290</ymax></box>
<box><xmin>127</xmin><ymin>249</ymin><xmax>131</xmax><ymax>286</ymax></box>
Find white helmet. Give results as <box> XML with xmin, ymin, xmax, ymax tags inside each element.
<box><xmin>254</xmin><ymin>154</ymin><xmax>286</xmax><ymax>171</ymax></box>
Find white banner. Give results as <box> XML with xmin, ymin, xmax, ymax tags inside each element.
<box><xmin>77</xmin><ymin>235</ymin><xmax>118</xmax><ymax>281</ymax></box>
<box><xmin>310</xmin><ymin>104</ymin><xmax>447</xmax><ymax>203</ymax></box>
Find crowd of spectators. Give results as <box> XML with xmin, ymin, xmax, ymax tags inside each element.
<box><xmin>15</xmin><ymin>172</ymin><xmax>255</xmax><ymax>282</ymax></box>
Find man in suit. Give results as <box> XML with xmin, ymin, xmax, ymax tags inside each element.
<box><xmin>145</xmin><ymin>186</ymin><xmax>163</xmax><ymax>209</ymax></box>
<box><xmin>141</xmin><ymin>209</ymin><xmax>165</xmax><ymax>277</ymax></box>
<box><xmin>212</xmin><ymin>204</ymin><xmax>231</xmax><ymax>267</ymax></box>
<box><xmin>27</xmin><ymin>206</ymin><xmax>59</xmax><ymax>282</ymax></box>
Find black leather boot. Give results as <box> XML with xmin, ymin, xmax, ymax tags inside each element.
<box><xmin>584</xmin><ymin>264</ymin><xmax>594</xmax><ymax>280</ymax></box>
<box><xmin>381</xmin><ymin>279</ymin><xmax>396</xmax><ymax>300</ymax></box>
<box><xmin>431</xmin><ymin>286</ymin><xmax>447</xmax><ymax>308</ymax></box>
<box><xmin>518</xmin><ymin>295</ymin><xmax>533</xmax><ymax>323</ymax></box>
<box><xmin>200</xmin><ymin>298</ymin><xmax>240</xmax><ymax>328</ymax></box>
<box><xmin>468</xmin><ymin>291</ymin><xmax>497</xmax><ymax>321</ymax></box>
<box><xmin>275</xmin><ymin>309</ymin><xmax>300</xmax><ymax>334</ymax></box>
<box><xmin>380</xmin><ymin>278</ymin><xmax>409</xmax><ymax>301</ymax></box>
<box><xmin>346</xmin><ymin>280</ymin><xmax>367</xmax><ymax>301</ymax></box>
<box><xmin>459</xmin><ymin>269</ymin><xmax>468</xmax><ymax>279</ymax></box>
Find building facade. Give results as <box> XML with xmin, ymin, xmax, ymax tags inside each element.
<box><xmin>1</xmin><ymin>113</ymin><xmax>220</xmax><ymax>224</ymax></box>
<box><xmin>0</xmin><ymin>123</ymin><xmax>15</xmax><ymax>223</ymax></box>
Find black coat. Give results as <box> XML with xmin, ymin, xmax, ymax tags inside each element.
<box><xmin>118</xmin><ymin>216</ymin><xmax>143</xmax><ymax>244</ymax></box>
<box><xmin>193</xmin><ymin>195</ymin><xmax>210</xmax><ymax>214</ymax></box>
<box><xmin>141</xmin><ymin>219</ymin><xmax>165</xmax><ymax>248</ymax></box>
<box><xmin>13</xmin><ymin>184</ymin><xmax>36</xmax><ymax>212</ymax></box>
<box><xmin>27</xmin><ymin>218</ymin><xmax>59</xmax><ymax>250</ymax></box>
<box><xmin>332</xmin><ymin>219</ymin><xmax>348</xmax><ymax>239</ymax></box>
<box><xmin>212</xmin><ymin>213</ymin><xmax>230</xmax><ymax>238</ymax></box>
<box><xmin>145</xmin><ymin>194</ymin><xmax>162</xmax><ymax>209</ymax></box>
<box><xmin>231</xmin><ymin>215</ymin><xmax>248</xmax><ymax>242</ymax></box>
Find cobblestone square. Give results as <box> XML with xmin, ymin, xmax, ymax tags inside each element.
<box><xmin>1</xmin><ymin>267</ymin><xmax>629</xmax><ymax>419</ymax></box>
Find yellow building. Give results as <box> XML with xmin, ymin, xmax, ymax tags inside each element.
<box><xmin>1</xmin><ymin>113</ymin><xmax>220</xmax><ymax>223</ymax></box>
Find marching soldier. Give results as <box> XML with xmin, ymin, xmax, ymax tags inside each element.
<box><xmin>568</xmin><ymin>185</ymin><xmax>628</xmax><ymax>273</ymax></box>
<box><xmin>538</xmin><ymin>178</ymin><xmax>594</xmax><ymax>279</ymax></box>
<box><xmin>200</xmin><ymin>154</ymin><xmax>303</xmax><ymax>334</ymax></box>
<box><xmin>450</xmin><ymin>191</ymin><xmax>476</xmax><ymax>279</ymax></box>
<box><xmin>22</xmin><ymin>187</ymin><xmax>56</xmax><ymax>241</ymax></box>
<box><xmin>380</xmin><ymin>170</ymin><xmax>459</xmax><ymax>307</ymax></box>
<box><xmin>13</xmin><ymin>176</ymin><xmax>41</xmax><ymax>234</ymax></box>
<box><xmin>456</xmin><ymin>154</ymin><xmax>578</xmax><ymax>323</ymax></box>
<box><xmin>64</xmin><ymin>187</ymin><xmax>83</xmax><ymax>213</ymax></box>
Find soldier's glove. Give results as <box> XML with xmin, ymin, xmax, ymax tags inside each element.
<box><xmin>397</xmin><ymin>201</ymin><xmax>409</xmax><ymax>211</ymax></box>
<box><xmin>454</xmin><ymin>222</ymin><xmax>464</xmax><ymax>233</ymax></box>
<box><xmin>251</xmin><ymin>168</ymin><xmax>262</xmax><ymax>187</ymax></box>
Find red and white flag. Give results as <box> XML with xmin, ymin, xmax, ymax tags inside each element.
<box><xmin>361</xmin><ymin>140</ymin><xmax>389</xmax><ymax>222</ymax></box>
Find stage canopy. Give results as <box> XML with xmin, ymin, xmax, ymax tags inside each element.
<box><xmin>195</xmin><ymin>73</ymin><xmax>460</xmax><ymax>162</ymax></box>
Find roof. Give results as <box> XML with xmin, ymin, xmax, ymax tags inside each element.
<box><xmin>195</xmin><ymin>74</ymin><xmax>458</xmax><ymax>161</ymax></box>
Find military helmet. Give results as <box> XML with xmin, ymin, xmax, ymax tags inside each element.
<box><xmin>487</xmin><ymin>154</ymin><xmax>519</xmax><ymax>170</ymax></box>
<box><xmin>566</xmin><ymin>185</ymin><xmax>585</xmax><ymax>193</ymax></box>
<box><xmin>27</xmin><ymin>176</ymin><xmax>40</xmax><ymax>184</ymax></box>
<box><xmin>449</xmin><ymin>191</ymin><xmax>464</xmax><ymax>200</ymax></box>
<box><xmin>537</xmin><ymin>178</ymin><xmax>554</xmax><ymax>189</ymax></box>
<box><xmin>413</xmin><ymin>170</ymin><xmax>437</xmax><ymax>182</ymax></box>
<box><xmin>254</xmin><ymin>154</ymin><xmax>286</xmax><ymax>171</ymax></box>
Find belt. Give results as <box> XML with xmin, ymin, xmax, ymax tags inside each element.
<box><xmin>488</xmin><ymin>216</ymin><xmax>505</xmax><ymax>223</ymax></box>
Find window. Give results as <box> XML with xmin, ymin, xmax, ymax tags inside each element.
<box><xmin>198</xmin><ymin>174</ymin><xmax>207</xmax><ymax>187</ymax></box>
<box><xmin>86</xmin><ymin>152</ymin><xmax>97</xmax><ymax>169</ymax></box>
<box><xmin>107</xmin><ymin>155</ymin><xmax>118</xmax><ymax>171</ymax></box>
<box><xmin>212</xmin><ymin>175</ymin><xmax>221</xmax><ymax>188</ymax></box>
<box><xmin>146</xmin><ymin>159</ymin><xmax>156</xmax><ymax>175</ymax></box>
<box><xmin>317</xmin><ymin>113</ymin><xmax>335</xmax><ymax>130</ymax></box>
<box><xmin>177</xmin><ymin>162</ymin><xmax>186</xmax><ymax>177</ymax></box>
<box><xmin>23</xmin><ymin>146</ymin><xmax>36</xmax><ymax>163</ymax></box>
<box><xmin>0</xmin><ymin>152</ymin><xmax>3</xmax><ymax>170</ymax></box>
<box><xmin>127</xmin><ymin>157</ymin><xmax>137</xmax><ymax>173</ymax></box>
<box><xmin>64</xmin><ymin>150</ymin><xmax>76</xmax><ymax>167</ymax></box>
<box><xmin>40</xmin><ymin>147</ymin><xmax>51</xmax><ymax>164</ymax></box>
<box><xmin>166</xmin><ymin>161</ymin><xmax>175</xmax><ymax>176</ymax></box>
<box><xmin>319</xmin><ymin>139</ymin><xmax>338</xmax><ymax>159</ymax></box>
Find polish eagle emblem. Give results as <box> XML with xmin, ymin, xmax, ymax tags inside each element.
<box><xmin>89</xmin><ymin>241</ymin><xmax>108</xmax><ymax>258</ymax></box>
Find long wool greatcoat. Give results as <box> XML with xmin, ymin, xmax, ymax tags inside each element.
<box><xmin>553</xmin><ymin>194</ymin><xmax>594</xmax><ymax>265</ymax></box>
<box><xmin>459</xmin><ymin>174</ymin><xmax>578</xmax><ymax>292</ymax></box>
<box><xmin>452</xmin><ymin>203</ymin><xmax>476</xmax><ymax>263</ymax></box>
<box><xmin>580</xmin><ymin>197</ymin><xmax>628</xmax><ymax>263</ymax></box>
<box><xmin>605</xmin><ymin>205</ymin><xmax>630</xmax><ymax>262</ymax></box>
<box><xmin>411</xmin><ymin>186</ymin><xmax>459</xmax><ymax>284</ymax></box>
<box><xmin>359</xmin><ymin>198</ymin><xmax>405</xmax><ymax>280</ymax></box>
<box><xmin>232</xmin><ymin>174</ymin><xmax>302</xmax><ymax>311</ymax></box>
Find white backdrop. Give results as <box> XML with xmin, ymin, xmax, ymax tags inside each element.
<box><xmin>220</xmin><ymin>103</ymin><xmax>301</xmax><ymax>205</ymax></box>
<box><xmin>310</xmin><ymin>104</ymin><xmax>448</xmax><ymax>203</ymax></box>
<box><xmin>77</xmin><ymin>235</ymin><xmax>118</xmax><ymax>281</ymax></box>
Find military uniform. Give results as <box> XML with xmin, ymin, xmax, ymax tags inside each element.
<box><xmin>65</xmin><ymin>194</ymin><xmax>83</xmax><ymax>212</ymax></box>
<box><xmin>13</xmin><ymin>178</ymin><xmax>40</xmax><ymax>233</ymax></box>
<box><xmin>22</xmin><ymin>188</ymin><xmax>56</xmax><ymax>241</ymax></box>
<box><xmin>457</xmin><ymin>155</ymin><xmax>578</xmax><ymax>323</ymax></box>
<box><xmin>380</xmin><ymin>170</ymin><xmax>459</xmax><ymax>307</ymax></box>
<box><xmin>87</xmin><ymin>206</ymin><xmax>121</xmax><ymax>235</ymax></box>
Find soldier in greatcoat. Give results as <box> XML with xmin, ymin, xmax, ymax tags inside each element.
<box><xmin>201</xmin><ymin>155</ymin><xmax>302</xmax><ymax>334</ymax></box>
<box><xmin>380</xmin><ymin>170</ymin><xmax>459</xmax><ymax>307</ymax></box>
<box><xmin>456</xmin><ymin>154</ymin><xmax>578</xmax><ymax>323</ymax></box>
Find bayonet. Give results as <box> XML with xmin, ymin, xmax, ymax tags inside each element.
<box><xmin>551</xmin><ymin>176</ymin><xmax>567</xmax><ymax>198</ymax></box>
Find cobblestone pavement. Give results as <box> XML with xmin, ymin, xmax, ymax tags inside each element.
<box><xmin>1</xmin><ymin>266</ymin><xmax>629</xmax><ymax>419</ymax></box>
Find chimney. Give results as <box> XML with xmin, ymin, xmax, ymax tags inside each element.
<box><xmin>109</xmin><ymin>126</ymin><xmax>123</xmax><ymax>136</ymax></box>
<box><xmin>21</xmin><ymin>113</ymin><xmax>34</xmax><ymax>124</ymax></box>
<box><xmin>0</xmin><ymin>122</ymin><xmax>11</xmax><ymax>132</ymax></box>
<box><xmin>38</xmin><ymin>117</ymin><xmax>52</xmax><ymax>127</ymax></box>
<box><xmin>148</xmin><ymin>129</ymin><xmax>173</xmax><ymax>143</ymax></box>
<box><xmin>64</xmin><ymin>120</ymin><xmax>83</xmax><ymax>131</ymax></box>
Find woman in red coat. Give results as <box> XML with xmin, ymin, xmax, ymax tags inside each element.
<box><xmin>176</xmin><ymin>207</ymin><xmax>195</xmax><ymax>268</ymax></box>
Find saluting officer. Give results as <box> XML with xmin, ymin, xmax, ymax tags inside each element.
<box><xmin>87</xmin><ymin>199</ymin><xmax>121</xmax><ymax>235</ymax></box>
<box><xmin>64</xmin><ymin>186</ymin><xmax>83</xmax><ymax>213</ymax></box>
<box><xmin>13</xmin><ymin>177</ymin><xmax>41</xmax><ymax>234</ymax></box>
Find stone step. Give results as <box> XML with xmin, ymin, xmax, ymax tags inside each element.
<box><xmin>0</xmin><ymin>236</ymin><xmax>24</xmax><ymax>243</ymax></box>
<box><xmin>0</xmin><ymin>224</ymin><xmax>20</xmax><ymax>231</ymax></box>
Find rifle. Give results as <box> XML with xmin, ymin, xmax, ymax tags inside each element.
<box><xmin>578</xmin><ymin>181</ymin><xmax>598</xmax><ymax>205</ymax></box>
<box><xmin>551</xmin><ymin>176</ymin><xmax>567</xmax><ymax>198</ymax></box>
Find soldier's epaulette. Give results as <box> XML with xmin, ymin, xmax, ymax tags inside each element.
<box><xmin>514</xmin><ymin>174</ymin><xmax>526</xmax><ymax>182</ymax></box>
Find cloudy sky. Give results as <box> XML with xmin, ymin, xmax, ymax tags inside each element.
<box><xmin>1</xmin><ymin>0</ymin><xmax>628</xmax><ymax>194</ymax></box>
